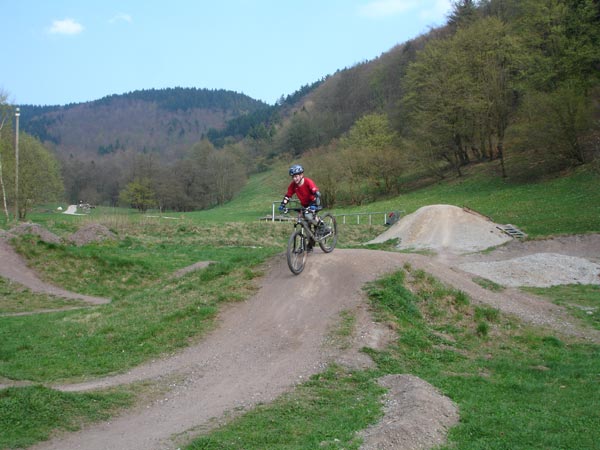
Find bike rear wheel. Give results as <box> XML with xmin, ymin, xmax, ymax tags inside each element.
<box><xmin>317</xmin><ymin>213</ymin><xmax>337</xmax><ymax>253</ymax></box>
<box><xmin>287</xmin><ymin>230</ymin><xmax>307</xmax><ymax>275</ymax></box>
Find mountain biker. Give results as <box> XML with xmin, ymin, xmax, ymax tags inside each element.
<box><xmin>279</xmin><ymin>164</ymin><xmax>328</xmax><ymax>249</ymax></box>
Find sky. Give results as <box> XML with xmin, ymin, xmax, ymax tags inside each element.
<box><xmin>1</xmin><ymin>0</ymin><xmax>453</xmax><ymax>107</ymax></box>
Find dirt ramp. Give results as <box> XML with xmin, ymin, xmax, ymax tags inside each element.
<box><xmin>360</xmin><ymin>374</ymin><xmax>459</xmax><ymax>450</ymax></box>
<box><xmin>368</xmin><ymin>204</ymin><xmax>512</xmax><ymax>253</ymax></box>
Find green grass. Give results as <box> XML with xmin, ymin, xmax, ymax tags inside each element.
<box><xmin>333</xmin><ymin>165</ymin><xmax>600</xmax><ymax>237</ymax></box>
<box><xmin>0</xmin><ymin>385</ymin><xmax>132</xmax><ymax>449</ymax></box>
<box><xmin>523</xmin><ymin>284</ymin><xmax>600</xmax><ymax>330</ymax></box>
<box><xmin>0</xmin><ymin>244</ymin><xmax>277</xmax><ymax>382</ymax></box>
<box><xmin>20</xmin><ymin>164</ymin><xmax>600</xmax><ymax>238</ymax></box>
<box><xmin>184</xmin><ymin>168</ymin><xmax>286</xmax><ymax>222</ymax></box>
<box><xmin>1</xmin><ymin>163</ymin><xmax>599</xmax><ymax>448</ymax></box>
<box><xmin>472</xmin><ymin>276</ymin><xmax>505</xmax><ymax>292</ymax></box>
<box><xmin>0</xmin><ymin>278</ymin><xmax>91</xmax><ymax>314</ymax></box>
<box><xmin>187</xmin><ymin>366</ymin><xmax>383</xmax><ymax>450</ymax></box>
<box><xmin>326</xmin><ymin>310</ymin><xmax>358</xmax><ymax>351</ymax></box>
<box><xmin>215</xmin><ymin>164</ymin><xmax>600</xmax><ymax>237</ymax></box>
<box><xmin>362</xmin><ymin>269</ymin><xmax>600</xmax><ymax>450</ymax></box>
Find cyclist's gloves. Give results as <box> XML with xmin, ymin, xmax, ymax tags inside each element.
<box><xmin>279</xmin><ymin>196</ymin><xmax>290</xmax><ymax>212</ymax></box>
<box><xmin>308</xmin><ymin>205</ymin><xmax>317</xmax><ymax>212</ymax></box>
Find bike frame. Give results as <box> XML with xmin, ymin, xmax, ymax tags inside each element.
<box><xmin>289</xmin><ymin>207</ymin><xmax>321</xmax><ymax>244</ymax></box>
<box><xmin>296</xmin><ymin>210</ymin><xmax>314</xmax><ymax>235</ymax></box>
<box><xmin>283</xmin><ymin>202</ymin><xmax>336</xmax><ymax>275</ymax></box>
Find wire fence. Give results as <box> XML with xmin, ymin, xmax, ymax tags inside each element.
<box><xmin>335</xmin><ymin>211</ymin><xmax>404</xmax><ymax>226</ymax></box>
<box><xmin>265</xmin><ymin>202</ymin><xmax>403</xmax><ymax>226</ymax></box>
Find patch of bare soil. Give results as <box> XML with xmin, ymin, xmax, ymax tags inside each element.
<box><xmin>7</xmin><ymin>222</ymin><xmax>62</xmax><ymax>244</ymax></box>
<box><xmin>359</xmin><ymin>375</ymin><xmax>459</xmax><ymax>450</ymax></box>
<box><xmin>1</xmin><ymin>210</ymin><xmax>599</xmax><ymax>450</ymax></box>
<box><xmin>172</xmin><ymin>261</ymin><xmax>212</xmax><ymax>278</ymax></box>
<box><xmin>4</xmin><ymin>221</ymin><xmax>116</xmax><ymax>248</ymax></box>
<box><xmin>67</xmin><ymin>223</ymin><xmax>117</xmax><ymax>246</ymax></box>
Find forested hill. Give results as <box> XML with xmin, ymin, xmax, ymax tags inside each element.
<box><xmin>18</xmin><ymin>87</ymin><xmax>270</xmax><ymax>160</ymax></box>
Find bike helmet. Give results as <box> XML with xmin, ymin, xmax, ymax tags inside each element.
<box><xmin>289</xmin><ymin>164</ymin><xmax>304</xmax><ymax>176</ymax></box>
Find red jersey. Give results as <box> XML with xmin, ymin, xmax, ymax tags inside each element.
<box><xmin>286</xmin><ymin>177</ymin><xmax>319</xmax><ymax>207</ymax></box>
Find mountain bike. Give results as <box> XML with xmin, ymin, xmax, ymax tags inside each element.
<box><xmin>281</xmin><ymin>203</ymin><xmax>337</xmax><ymax>275</ymax></box>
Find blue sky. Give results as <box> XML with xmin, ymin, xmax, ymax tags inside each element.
<box><xmin>2</xmin><ymin>0</ymin><xmax>452</xmax><ymax>106</ymax></box>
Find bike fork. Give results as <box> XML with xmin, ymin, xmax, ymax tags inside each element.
<box><xmin>301</xmin><ymin>231</ymin><xmax>308</xmax><ymax>252</ymax></box>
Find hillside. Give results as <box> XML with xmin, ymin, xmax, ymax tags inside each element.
<box><xmin>18</xmin><ymin>87</ymin><xmax>269</xmax><ymax>161</ymax></box>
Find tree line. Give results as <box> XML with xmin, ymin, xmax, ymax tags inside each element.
<box><xmin>59</xmin><ymin>138</ymin><xmax>247</xmax><ymax>213</ymax></box>
<box><xmin>95</xmin><ymin>87</ymin><xmax>267</xmax><ymax>112</ymax></box>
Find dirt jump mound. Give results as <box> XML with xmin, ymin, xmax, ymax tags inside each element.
<box><xmin>368</xmin><ymin>204</ymin><xmax>512</xmax><ymax>253</ymax></box>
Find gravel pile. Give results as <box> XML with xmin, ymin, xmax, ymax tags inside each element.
<box><xmin>368</xmin><ymin>204</ymin><xmax>512</xmax><ymax>252</ymax></box>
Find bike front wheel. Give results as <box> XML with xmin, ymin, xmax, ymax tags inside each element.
<box><xmin>287</xmin><ymin>230</ymin><xmax>307</xmax><ymax>275</ymax></box>
<box><xmin>317</xmin><ymin>213</ymin><xmax>337</xmax><ymax>253</ymax></box>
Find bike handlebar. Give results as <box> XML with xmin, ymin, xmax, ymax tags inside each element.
<box><xmin>281</xmin><ymin>206</ymin><xmax>322</xmax><ymax>214</ymax></box>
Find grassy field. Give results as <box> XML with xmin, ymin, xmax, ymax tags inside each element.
<box><xmin>1</xmin><ymin>164</ymin><xmax>599</xmax><ymax>449</ymax></box>
<box><xmin>182</xmin><ymin>163</ymin><xmax>600</xmax><ymax>236</ymax></box>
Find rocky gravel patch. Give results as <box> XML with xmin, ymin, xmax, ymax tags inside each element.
<box><xmin>460</xmin><ymin>252</ymin><xmax>600</xmax><ymax>287</ymax></box>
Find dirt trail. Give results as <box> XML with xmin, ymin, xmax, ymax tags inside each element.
<box><xmin>29</xmin><ymin>251</ymin><xmax>434</xmax><ymax>450</ymax></box>
<box><xmin>0</xmin><ymin>237</ymin><xmax>109</xmax><ymax>307</ymax></box>
<box><xmin>22</xmin><ymin>247</ymin><xmax>600</xmax><ymax>450</ymax></box>
<box><xmin>2</xmin><ymin>206</ymin><xmax>599</xmax><ymax>449</ymax></box>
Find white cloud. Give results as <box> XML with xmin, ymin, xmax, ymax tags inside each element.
<box><xmin>109</xmin><ymin>13</ymin><xmax>132</xmax><ymax>24</ymax></box>
<box><xmin>49</xmin><ymin>18</ymin><xmax>84</xmax><ymax>35</ymax></box>
<box><xmin>357</xmin><ymin>0</ymin><xmax>419</xmax><ymax>19</ymax></box>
